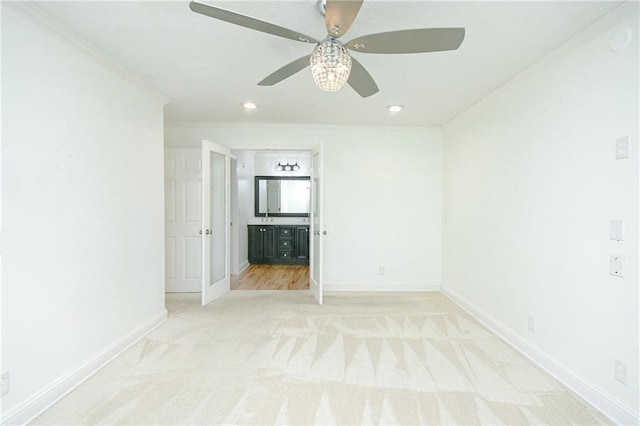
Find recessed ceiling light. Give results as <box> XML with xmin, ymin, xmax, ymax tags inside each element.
<box><xmin>242</xmin><ymin>101</ymin><xmax>257</xmax><ymax>111</ymax></box>
<box><xmin>386</xmin><ymin>104</ymin><xmax>404</xmax><ymax>113</ymax></box>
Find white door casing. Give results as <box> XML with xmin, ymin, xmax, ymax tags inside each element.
<box><xmin>310</xmin><ymin>143</ymin><xmax>323</xmax><ymax>305</ymax></box>
<box><xmin>164</xmin><ymin>148</ymin><xmax>202</xmax><ymax>293</ymax></box>
<box><xmin>202</xmin><ymin>140</ymin><xmax>231</xmax><ymax>306</ymax></box>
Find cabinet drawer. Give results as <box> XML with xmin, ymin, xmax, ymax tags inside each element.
<box><xmin>279</xmin><ymin>251</ymin><xmax>293</xmax><ymax>260</ymax></box>
<box><xmin>279</xmin><ymin>227</ymin><xmax>294</xmax><ymax>238</ymax></box>
<box><xmin>279</xmin><ymin>240</ymin><xmax>293</xmax><ymax>250</ymax></box>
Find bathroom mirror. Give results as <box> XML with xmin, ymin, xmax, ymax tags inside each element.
<box><xmin>255</xmin><ymin>176</ymin><xmax>311</xmax><ymax>217</ymax></box>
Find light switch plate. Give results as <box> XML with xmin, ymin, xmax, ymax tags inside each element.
<box><xmin>615</xmin><ymin>358</ymin><xmax>628</xmax><ymax>385</ymax></box>
<box><xmin>610</xmin><ymin>219</ymin><xmax>624</xmax><ymax>241</ymax></box>
<box><xmin>609</xmin><ymin>255</ymin><xmax>625</xmax><ymax>277</ymax></box>
<box><xmin>616</xmin><ymin>136</ymin><xmax>630</xmax><ymax>159</ymax></box>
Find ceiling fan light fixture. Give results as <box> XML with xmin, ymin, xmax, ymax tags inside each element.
<box><xmin>189</xmin><ymin>1</ymin><xmax>465</xmax><ymax>99</ymax></box>
<box><xmin>309</xmin><ymin>38</ymin><xmax>352</xmax><ymax>92</ymax></box>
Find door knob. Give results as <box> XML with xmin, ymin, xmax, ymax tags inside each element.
<box><xmin>323</xmin><ymin>230</ymin><xmax>327</xmax><ymax>235</ymax></box>
<box><xmin>206</xmin><ymin>229</ymin><xmax>212</xmax><ymax>235</ymax></box>
<box><xmin>199</xmin><ymin>230</ymin><xmax>203</xmax><ymax>235</ymax></box>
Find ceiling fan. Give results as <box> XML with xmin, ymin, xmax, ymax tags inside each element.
<box><xmin>189</xmin><ymin>0</ymin><xmax>465</xmax><ymax>98</ymax></box>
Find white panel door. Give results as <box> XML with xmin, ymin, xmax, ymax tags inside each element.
<box><xmin>202</xmin><ymin>140</ymin><xmax>231</xmax><ymax>305</ymax></box>
<box><xmin>310</xmin><ymin>143</ymin><xmax>323</xmax><ymax>305</ymax></box>
<box><xmin>164</xmin><ymin>148</ymin><xmax>202</xmax><ymax>292</ymax></box>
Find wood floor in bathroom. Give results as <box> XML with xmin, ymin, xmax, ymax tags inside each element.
<box><xmin>231</xmin><ymin>264</ymin><xmax>310</xmax><ymax>290</ymax></box>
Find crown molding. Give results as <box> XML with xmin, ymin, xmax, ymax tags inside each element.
<box><xmin>163</xmin><ymin>121</ymin><xmax>441</xmax><ymax>134</ymax></box>
<box><xmin>5</xmin><ymin>1</ymin><xmax>170</xmax><ymax>105</ymax></box>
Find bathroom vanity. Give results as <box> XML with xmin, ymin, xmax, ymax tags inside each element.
<box><xmin>248</xmin><ymin>225</ymin><xmax>310</xmax><ymax>265</ymax></box>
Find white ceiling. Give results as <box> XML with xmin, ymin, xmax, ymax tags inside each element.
<box><xmin>35</xmin><ymin>1</ymin><xmax>622</xmax><ymax>127</ymax></box>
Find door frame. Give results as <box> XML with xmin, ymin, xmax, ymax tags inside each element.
<box><xmin>227</xmin><ymin>144</ymin><xmax>321</xmax><ymax>301</ymax></box>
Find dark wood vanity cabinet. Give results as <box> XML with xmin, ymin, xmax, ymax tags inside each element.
<box><xmin>248</xmin><ymin>225</ymin><xmax>309</xmax><ymax>265</ymax></box>
<box><xmin>248</xmin><ymin>225</ymin><xmax>276</xmax><ymax>263</ymax></box>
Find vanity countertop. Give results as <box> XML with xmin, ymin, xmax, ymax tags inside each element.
<box><xmin>247</xmin><ymin>219</ymin><xmax>310</xmax><ymax>226</ymax></box>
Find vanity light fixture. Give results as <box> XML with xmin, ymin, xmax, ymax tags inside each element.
<box><xmin>242</xmin><ymin>101</ymin><xmax>257</xmax><ymax>111</ymax></box>
<box><xmin>386</xmin><ymin>104</ymin><xmax>404</xmax><ymax>113</ymax></box>
<box><xmin>277</xmin><ymin>162</ymin><xmax>301</xmax><ymax>172</ymax></box>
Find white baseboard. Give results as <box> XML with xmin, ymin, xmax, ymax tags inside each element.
<box><xmin>237</xmin><ymin>260</ymin><xmax>250</xmax><ymax>274</ymax></box>
<box><xmin>1</xmin><ymin>309</ymin><xmax>168</xmax><ymax>425</ymax></box>
<box><xmin>441</xmin><ymin>287</ymin><xmax>638</xmax><ymax>426</ymax></box>
<box><xmin>324</xmin><ymin>281</ymin><xmax>440</xmax><ymax>292</ymax></box>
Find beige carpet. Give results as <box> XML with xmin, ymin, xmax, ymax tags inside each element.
<box><xmin>33</xmin><ymin>291</ymin><xmax>609</xmax><ymax>425</ymax></box>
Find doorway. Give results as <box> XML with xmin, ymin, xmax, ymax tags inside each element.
<box><xmin>229</xmin><ymin>149</ymin><xmax>312</xmax><ymax>291</ymax></box>
<box><xmin>163</xmin><ymin>145</ymin><xmax>323</xmax><ymax>303</ymax></box>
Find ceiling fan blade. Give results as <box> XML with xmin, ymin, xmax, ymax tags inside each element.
<box><xmin>347</xmin><ymin>28</ymin><xmax>465</xmax><ymax>54</ymax></box>
<box><xmin>347</xmin><ymin>57</ymin><xmax>379</xmax><ymax>98</ymax></box>
<box><xmin>258</xmin><ymin>55</ymin><xmax>311</xmax><ymax>86</ymax></box>
<box><xmin>189</xmin><ymin>1</ymin><xmax>318</xmax><ymax>44</ymax></box>
<box><xmin>324</xmin><ymin>0</ymin><xmax>363</xmax><ymax>38</ymax></box>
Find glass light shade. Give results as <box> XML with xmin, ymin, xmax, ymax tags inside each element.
<box><xmin>309</xmin><ymin>38</ymin><xmax>352</xmax><ymax>92</ymax></box>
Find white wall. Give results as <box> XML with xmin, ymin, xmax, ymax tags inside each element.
<box><xmin>442</xmin><ymin>12</ymin><xmax>639</xmax><ymax>425</ymax></box>
<box><xmin>166</xmin><ymin>123</ymin><xmax>444</xmax><ymax>291</ymax></box>
<box><xmin>1</xmin><ymin>4</ymin><xmax>167</xmax><ymax>423</ymax></box>
<box><xmin>232</xmin><ymin>150</ymin><xmax>255</xmax><ymax>273</ymax></box>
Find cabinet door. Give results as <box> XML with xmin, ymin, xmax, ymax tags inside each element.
<box><xmin>248</xmin><ymin>226</ymin><xmax>263</xmax><ymax>262</ymax></box>
<box><xmin>295</xmin><ymin>226</ymin><xmax>310</xmax><ymax>261</ymax></box>
<box><xmin>263</xmin><ymin>226</ymin><xmax>277</xmax><ymax>261</ymax></box>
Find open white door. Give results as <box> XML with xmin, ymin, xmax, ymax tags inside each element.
<box><xmin>310</xmin><ymin>144</ymin><xmax>323</xmax><ymax>305</ymax></box>
<box><xmin>202</xmin><ymin>140</ymin><xmax>231</xmax><ymax>306</ymax></box>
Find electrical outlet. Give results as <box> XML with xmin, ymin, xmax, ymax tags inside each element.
<box><xmin>527</xmin><ymin>315</ymin><xmax>537</xmax><ymax>332</ymax></box>
<box><xmin>378</xmin><ymin>266</ymin><xmax>385</xmax><ymax>276</ymax></box>
<box><xmin>616</xmin><ymin>136</ymin><xmax>630</xmax><ymax>160</ymax></box>
<box><xmin>609</xmin><ymin>255</ymin><xmax>625</xmax><ymax>277</ymax></box>
<box><xmin>614</xmin><ymin>359</ymin><xmax>628</xmax><ymax>385</ymax></box>
<box><xmin>1</xmin><ymin>370</ymin><xmax>9</xmax><ymax>397</ymax></box>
